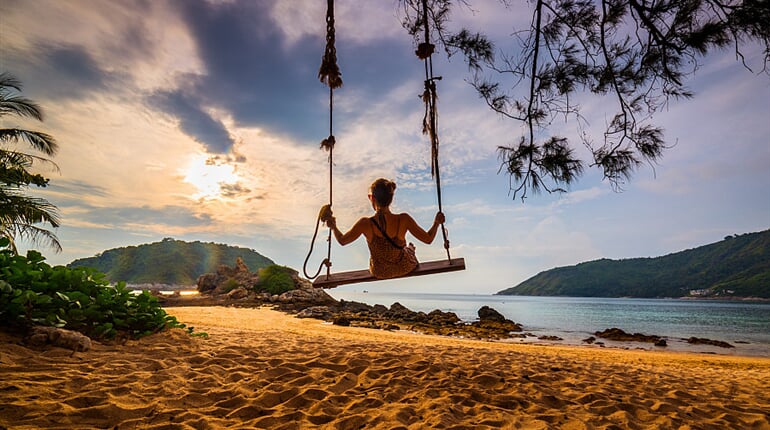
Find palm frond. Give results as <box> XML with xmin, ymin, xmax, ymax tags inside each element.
<box><xmin>0</xmin><ymin>95</ymin><xmax>44</xmax><ymax>121</ymax></box>
<box><xmin>0</xmin><ymin>223</ymin><xmax>61</xmax><ymax>254</ymax></box>
<box><xmin>0</xmin><ymin>72</ymin><xmax>23</xmax><ymax>92</ymax></box>
<box><xmin>0</xmin><ymin>129</ymin><xmax>58</xmax><ymax>155</ymax></box>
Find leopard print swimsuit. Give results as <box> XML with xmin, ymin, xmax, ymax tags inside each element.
<box><xmin>367</xmin><ymin>216</ymin><xmax>418</xmax><ymax>279</ymax></box>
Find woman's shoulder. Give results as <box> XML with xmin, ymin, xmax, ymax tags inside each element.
<box><xmin>395</xmin><ymin>212</ymin><xmax>417</xmax><ymax>222</ymax></box>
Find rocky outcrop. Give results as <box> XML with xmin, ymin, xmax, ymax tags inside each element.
<box><xmin>181</xmin><ymin>261</ymin><xmax>530</xmax><ymax>341</ymax></box>
<box><xmin>197</xmin><ymin>257</ymin><xmax>260</xmax><ymax>295</ymax></box>
<box><xmin>478</xmin><ymin>305</ymin><xmax>506</xmax><ymax>322</ymax></box>
<box><xmin>289</xmin><ymin>300</ymin><xmax>524</xmax><ymax>340</ymax></box>
<box><xmin>474</xmin><ymin>306</ymin><xmax>523</xmax><ymax>335</ymax></box>
<box><xmin>595</xmin><ymin>328</ymin><xmax>667</xmax><ymax>347</ymax></box>
<box><xmin>276</xmin><ymin>287</ymin><xmax>338</xmax><ymax>310</ymax></box>
<box><xmin>687</xmin><ymin>337</ymin><xmax>734</xmax><ymax>348</ymax></box>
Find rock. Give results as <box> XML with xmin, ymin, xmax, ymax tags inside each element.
<box><xmin>339</xmin><ymin>300</ymin><xmax>374</xmax><ymax>314</ymax></box>
<box><xmin>387</xmin><ymin>302</ymin><xmax>416</xmax><ymax>320</ymax></box>
<box><xmin>538</xmin><ymin>335</ymin><xmax>563</xmax><ymax>341</ymax></box>
<box><xmin>594</xmin><ymin>328</ymin><xmax>665</xmax><ymax>345</ymax></box>
<box><xmin>478</xmin><ymin>305</ymin><xmax>506</xmax><ymax>323</ymax></box>
<box><xmin>296</xmin><ymin>306</ymin><xmax>335</xmax><ymax>320</ymax></box>
<box><xmin>333</xmin><ymin>316</ymin><xmax>351</xmax><ymax>326</ymax></box>
<box><xmin>227</xmin><ymin>287</ymin><xmax>249</xmax><ymax>300</ymax></box>
<box><xmin>196</xmin><ymin>257</ymin><xmax>261</xmax><ymax>296</ymax></box>
<box><xmin>654</xmin><ymin>339</ymin><xmax>667</xmax><ymax>347</ymax></box>
<box><xmin>278</xmin><ymin>287</ymin><xmax>338</xmax><ymax>309</ymax></box>
<box><xmin>582</xmin><ymin>336</ymin><xmax>596</xmax><ymax>344</ymax></box>
<box><xmin>372</xmin><ymin>304</ymin><xmax>389</xmax><ymax>315</ymax></box>
<box><xmin>474</xmin><ymin>306</ymin><xmax>522</xmax><ymax>334</ymax></box>
<box><xmin>687</xmin><ymin>337</ymin><xmax>734</xmax><ymax>348</ymax></box>
<box><xmin>196</xmin><ymin>273</ymin><xmax>220</xmax><ymax>294</ymax></box>
<box><xmin>427</xmin><ymin>309</ymin><xmax>461</xmax><ymax>326</ymax></box>
<box><xmin>26</xmin><ymin>326</ymin><xmax>91</xmax><ymax>352</ymax></box>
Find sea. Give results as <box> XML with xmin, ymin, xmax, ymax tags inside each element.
<box><xmin>326</xmin><ymin>291</ymin><xmax>770</xmax><ymax>357</ymax></box>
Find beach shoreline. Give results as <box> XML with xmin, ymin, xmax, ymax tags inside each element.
<box><xmin>2</xmin><ymin>306</ymin><xmax>769</xmax><ymax>429</ymax></box>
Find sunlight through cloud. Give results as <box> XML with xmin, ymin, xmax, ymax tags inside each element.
<box><xmin>182</xmin><ymin>154</ymin><xmax>241</xmax><ymax>200</ymax></box>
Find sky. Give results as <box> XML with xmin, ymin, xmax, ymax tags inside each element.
<box><xmin>1</xmin><ymin>0</ymin><xmax>768</xmax><ymax>295</ymax></box>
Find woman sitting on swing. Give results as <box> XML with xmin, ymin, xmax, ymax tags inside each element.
<box><xmin>323</xmin><ymin>178</ymin><xmax>445</xmax><ymax>279</ymax></box>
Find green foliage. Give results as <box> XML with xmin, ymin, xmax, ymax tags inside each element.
<box><xmin>68</xmin><ymin>238</ymin><xmax>275</xmax><ymax>285</ymax></box>
<box><xmin>0</xmin><ymin>238</ymin><xmax>193</xmax><ymax>339</ymax></box>
<box><xmin>0</xmin><ymin>72</ymin><xmax>61</xmax><ymax>252</ymax></box>
<box><xmin>256</xmin><ymin>265</ymin><xmax>295</xmax><ymax>295</ymax></box>
<box><xmin>499</xmin><ymin>229</ymin><xmax>770</xmax><ymax>298</ymax></box>
<box><xmin>400</xmin><ymin>1</ymin><xmax>770</xmax><ymax>199</ymax></box>
<box><xmin>221</xmin><ymin>279</ymin><xmax>240</xmax><ymax>294</ymax></box>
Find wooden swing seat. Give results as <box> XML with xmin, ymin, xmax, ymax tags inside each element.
<box><xmin>313</xmin><ymin>257</ymin><xmax>465</xmax><ymax>289</ymax></box>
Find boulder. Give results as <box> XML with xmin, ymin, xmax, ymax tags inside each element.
<box><xmin>371</xmin><ymin>304</ymin><xmax>389</xmax><ymax>315</ymax></box>
<box><xmin>278</xmin><ymin>287</ymin><xmax>337</xmax><ymax>307</ymax></box>
<box><xmin>339</xmin><ymin>300</ymin><xmax>374</xmax><ymax>314</ymax></box>
<box><xmin>594</xmin><ymin>328</ymin><xmax>665</xmax><ymax>345</ymax></box>
<box><xmin>26</xmin><ymin>326</ymin><xmax>91</xmax><ymax>352</ymax></box>
<box><xmin>227</xmin><ymin>287</ymin><xmax>249</xmax><ymax>300</ymax></box>
<box><xmin>196</xmin><ymin>273</ymin><xmax>220</xmax><ymax>294</ymax></box>
<box><xmin>427</xmin><ymin>309</ymin><xmax>461</xmax><ymax>326</ymax></box>
<box><xmin>475</xmin><ymin>306</ymin><xmax>522</xmax><ymax>333</ymax></box>
<box><xmin>478</xmin><ymin>305</ymin><xmax>506</xmax><ymax>323</ymax></box>
<box><xmin>296</xmin><ymin>306</ymin><xmax>335</xmax><ymax>320</ymax></box>
<box><xmin>333</xmin><ymin>316</ymin><xmax>351</xmax><ymax>326</ymax></box>
<box><xmin>386</xmin><ymin>302</ymin><xmax>418</xmax><ymax>320</ymax></box>
<box><xmin>687</xmin><ymin>337</ymin><xmax>733</xmax><ymax>348</ymax></box>
<box><xmin>196</xmin><ymin>257</ymin><xmax>260</xmax><ymax>296</ymax></box>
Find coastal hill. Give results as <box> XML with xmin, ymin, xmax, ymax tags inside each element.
<box><xmin>68</xmin><ymin>238</ymin><xmax>274</xmax><ymax>286</ymax></box>
<box><xmin>497</xmin><ymin>229</ymin><xmax>770</xmax><ymax>298</ymax></box>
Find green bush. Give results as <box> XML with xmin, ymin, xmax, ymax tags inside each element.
<box><xmin>0</xmin><ymin>239</ymin><xmax>195</xmax><ymax>340</ymax></box>
<box><xmin>256</xmin><ymin>265</ymin><xmax>296</xmax><ymax>295</ymax></box>
<box><xmin>221</xmin><ymin>278</ymin><xmax>240</xmax><ymax>294</ymax></box>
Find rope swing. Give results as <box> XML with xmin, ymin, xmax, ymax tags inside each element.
<box><xmin>303</xmin><ymin>0</ymin><xmax>341</xmax><ymax>280</ymax></box>
<box><xmin>306</xmin><ymin>0</ymin><xmax>465</xmax><ymax>288</ymax></box>
<box><xmin>417</xmin><ymin>0</ymin><xmax>452</xmax><ymax>262</ymax></box>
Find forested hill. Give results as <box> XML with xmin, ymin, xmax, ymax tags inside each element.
<box><xmin>497</xmin><ymin>229</ymin><xmax>770</xmax><ymax>298</ymax></box>
<box><xmin>68</xmin><ymin>238</ymin><xmax>275</xmax><ymax>286</ymax></box>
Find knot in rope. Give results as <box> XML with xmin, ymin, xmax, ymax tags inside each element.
<box><xmin>421</xmin><ymin>78</ymin><xmax>441</xmax><ymax>177</ymax></box>
<box><xmin>320</xmin><ymin>135</ymin><xmax>336</xmax><ymax>151</ymax></box>
<box><xmin>318</xmin><ymin>0</ymin><xmax>343</xmax><ymax>89</ymax></box>
<box><xmin>415</xmin><ymin>42</ymin><xmax>435</xmax><ymax>60</ymax></box>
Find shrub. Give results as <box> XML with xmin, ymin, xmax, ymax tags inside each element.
<box><xmin>0</xmin><ymin>239</ymin><xmax>195</xmax><ymax>340</ymax></box>
<box><xmin>256</xmin><ymin>265</ymin><xmax>296</xmax><ymax>295</ymax></box>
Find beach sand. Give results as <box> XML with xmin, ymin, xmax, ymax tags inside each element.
<box><xmin>2</xmin><ymin>306</ymin><xmax>769</xmax><ymax>429</ymax></box>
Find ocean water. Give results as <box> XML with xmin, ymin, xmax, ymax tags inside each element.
<box><xmin>327</xmin><ymin>292</ymin><xmax>770</xmax><ymax>357</ymax></box>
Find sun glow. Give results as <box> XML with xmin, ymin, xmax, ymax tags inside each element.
<box><xmin>182</xmin><ymin>154</ymin><xmax>241</xmax><ymax>200</ymax></box>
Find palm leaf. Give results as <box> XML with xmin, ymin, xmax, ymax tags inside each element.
<box><xmin>0</xmin><ymin>129</ymin><xmax>58</xmax><ymax>155</ymax></box>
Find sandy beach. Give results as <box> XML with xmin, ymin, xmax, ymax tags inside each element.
<box><xmin>2</xmin><ymin>306</ymin><xmax>769</xmax><ymax>429</ymax></box>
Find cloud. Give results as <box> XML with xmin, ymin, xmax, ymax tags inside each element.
<box><xmin>62</xmin><ymin>203</ymin><xmax>213</xmax><ymax>231</ymax></box>
<box><xmin>43</xmin><ymin>180</ymin><xmax>110</xmax><ymax>201</ymax></box>
<box><xmin>169</xmin><ymin>0</ymin><xmax>327</xmax><ymax>141</ymax></box>
<box><xmin>151</xmin><ymin>87</ymin><xmax>235</xmax><ymax>154</ymax></box>
<box><xmin>40</xmin><ymin>44</ymin><xmax>113</xmax><ymax>98</ymax></box>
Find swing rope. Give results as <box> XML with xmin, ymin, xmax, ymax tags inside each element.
<box><xmin>304</xmin><ymin>0</ymin><xmax>342</xmax><ymax>280</ymax></box>
<box><xmin>306</xmin><ymin>0</ymin><xmax>457</xmax><ymax>282</ymax></box>
<box><xmin>417</xmin><ymin>0</ymin><xmax>452</xmax><ymax>261</ymax></box>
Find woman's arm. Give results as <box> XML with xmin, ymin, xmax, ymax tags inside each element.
<box><xmin>326</xmin><ymin>216</ymin><xmax>369</xmax><ymax>246</ymax></box>
<box><xmin>403</xmin><ymin>212</ymin><xmax>445</xmax><ymax>244</ymax></box>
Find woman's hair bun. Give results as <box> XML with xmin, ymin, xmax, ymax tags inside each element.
<box><xmin>370</xmin><ymin>178</ymin><xmax>396</xmax><ymax>208</ymax></box>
